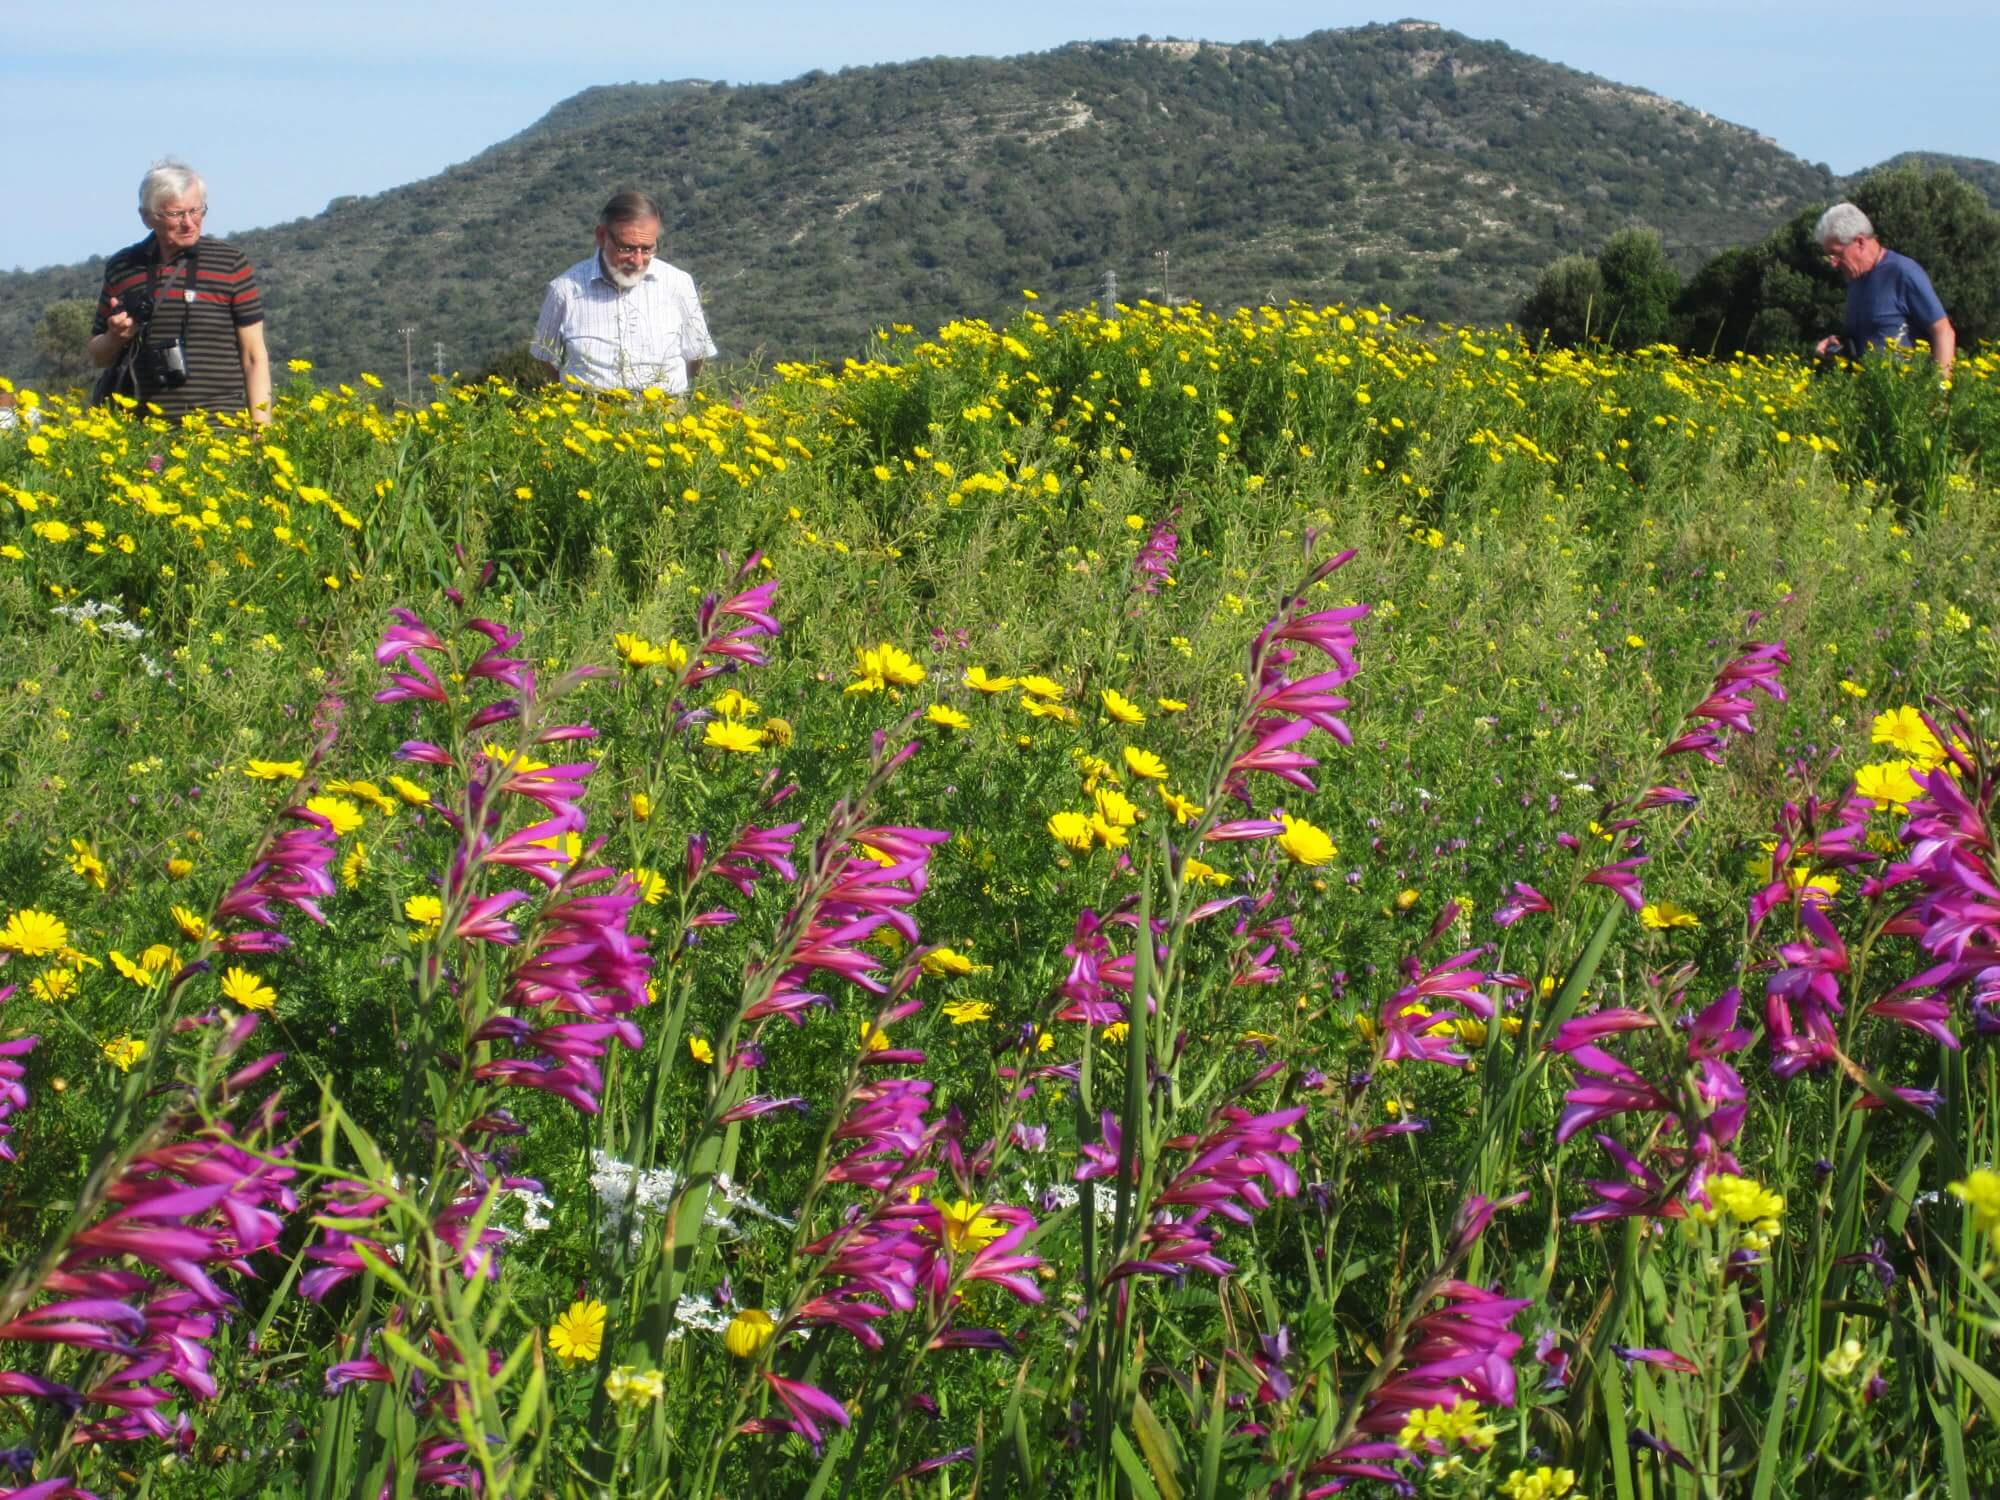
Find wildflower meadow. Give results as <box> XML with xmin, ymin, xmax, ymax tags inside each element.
<box><xmin>3</xmin><ymin>298</ymin><xmax>2000</xmax><ymax>1499</ymax></box>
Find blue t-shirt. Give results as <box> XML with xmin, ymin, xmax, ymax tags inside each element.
<box><xmin>1843</xmin><ymin>249</ymin><xmax>1947</xmax><ymax>352</ymax></box>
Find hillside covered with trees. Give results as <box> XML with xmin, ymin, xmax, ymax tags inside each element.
<box><xmin>2</xmin><ymin>22</ymin><xmax>1990</xmax><ymax>384</ymax></box>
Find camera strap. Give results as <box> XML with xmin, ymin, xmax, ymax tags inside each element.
<box><xmin>146</xmin><ymin>241</ymin><xmax>200</xmax><ymax>353</ymax></box>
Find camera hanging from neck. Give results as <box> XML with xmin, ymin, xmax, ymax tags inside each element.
<box><xmin>94</xmin><ymin>237</ymin><xmax>198</xmax><ymax>407</ymax></box>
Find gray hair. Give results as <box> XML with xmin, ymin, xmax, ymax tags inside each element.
<box><xmin>1814</xmin><ymin>202</ymin><xmax>1874</xmax><ymax>246</ymax></box>
<box><xmin>597</xmin><ymin>189</ymin><xmax>662</xmax><ymax>231</ymax></box>
<box><xmin>139</xmin><ymin>158</ymin><xmax>205</xmax><ymax>217</ymax></box>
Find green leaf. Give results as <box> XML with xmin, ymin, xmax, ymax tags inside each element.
<box><xmin>1131</xmin><ymin>1389</ymin><xmax>1185</xmax><ymax>1500</ymax></box>
<box><xmin>1196</xmin><ymin>1363</ymin><xmax>1229</xmax><ymax>1500</ymax></box>
<box><xmin>1110</xmin><ymin>1426</ymin><xmax>1166</xmax><ymax>1500</ymax></box>
<box><xmin>504</xmin><ymin>1355</ymin><xmax>546</xmax><ymax>1448</ymax></box>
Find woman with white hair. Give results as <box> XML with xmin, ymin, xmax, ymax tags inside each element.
<box><xmin>1813</xmin><ymin>201</ymin><xmax>1954</xmax><ymax>377</ymax></box>
<box><xmin>86</xmin><ymin>158</ymin><xmax>272</xmax><ymax>424</ymax></box>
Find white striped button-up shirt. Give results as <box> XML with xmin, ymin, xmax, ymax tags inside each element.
<box><xmin>531</xmin><ymin>254</ymin><xmax>717</xmax><ymax>394</ymax></box>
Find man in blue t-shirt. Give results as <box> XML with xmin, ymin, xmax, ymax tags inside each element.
<box><xmin>1812</xmin><ymin>202</ymin><xmax>1955</xmax><ymax>377</ymax></box>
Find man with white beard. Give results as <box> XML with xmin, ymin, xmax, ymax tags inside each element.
<box><xmin>531</xmin><ymin>190</ymin><xmax>716</xmax><ymax>395</ymax></box>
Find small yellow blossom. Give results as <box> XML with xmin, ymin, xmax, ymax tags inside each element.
<box><xmin>1872</xmin><ymin>706</ymin><xmax>1945</xmax><ymax>765</ymax></box>
<box><xmin>220</xmin><ymin>967</ymin><xmax>277</xmax><ymax>1011</ymax></box>
<box><xmin>1100</xmin><ymin>688</ymin><xmax>1146</xmax><ymax>725</ymax></box>
<box><xmin>1048</xmin><ymin>811</ymin><xmax>1095</xmax><ymax>851</ymax></box>
<box><xmin>704</xmin><ymin>719</ymin><xmax>766</xmax><ymax>753</ymax></box>
<box><xmin>926</xmin><ymin>703</ymin><xmax>971</xmax><ymax>731</ymax></box>
<box><xmin>933</xmin><ymin>1199</ymin><xmax>1007</xmax><ymax>1253</ymax></box>
<box><xmin>1277</xmin><ymin>814</ymin><xmax>1336</xmax><ymax>868</ymax></box>
<box><xmin>1854</xmin><ymin>761</ymin><xmax>1924</xmax><ymax>813</ymax></box>
<box><xmin>547</xmin><ymin>1300</ymin><xmax>607</xmax><ymax>1366</ymax></box>
<box><xmin>67</xmin><ymin>840</ymin><xmax>108</xmax><ymax>890</ymax></box>
<box><xmin>920</xmin><ymin>946</ymin><xmax>983</xmax><ymax>978</ymax></box>
<box><xmin>624</xmin><ymin>867</ymin><xmax>668</xmax><ymax>905</ymax></box>
<box><xmin>604</xmin><ymin>1365</ymin><xmax>665</xmax><ymax>1406</ymax></box>
<box><xmin>1640</xmin><ymin>900</ymin><xmax>1701</xmax><ymax>930</ymax></box>
<box><xmin>688</xmin><ymin>1035</ymin><xmax>715</xmax><ymax>1065</ymax></box>
<box><xmin>304</xmin><ymin>796</ymin><xmax>365</xmax><ymax>837</ymax></box>
<box><xmin>847</xmin><ymin>642</ymin><xmax>926</xmax><ymax>693</ymax></box>
<box><xmin>723</xmin><ymin>1309</ymin><xmax>775</xmax><ymax>1358</ymax></box>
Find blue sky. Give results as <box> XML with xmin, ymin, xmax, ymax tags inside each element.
<box><xmin>6</xmin><ymin>1</ymin><xmax>1995</xmax><ymax>271</ymax></box>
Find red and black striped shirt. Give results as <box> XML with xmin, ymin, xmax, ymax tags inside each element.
<box><xmin>93</xmin><ymin>234</ymin><xmax>264</xmax><ymax>419</ymax></box>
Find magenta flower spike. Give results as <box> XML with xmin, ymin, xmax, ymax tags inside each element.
<box><xmin>1229</xmin><ymin>717</ymin><xmax>1322</xmax><ymax>792</ymax></box>
<box><xmin>0</xmin><ymin>1035</ymin><xmax>40</xmax><ymax>1162</ymax></box>
<box><xmin>1309</xmin><ymin>1216</ymin><xmax>1528</xmax><ymax>1493</ymax></box>
<box><xmin>1491</xmin><ymin>882</ymin><xmax>1552</xmax><ymax>927</ymax></box>
<box><xmin>463</xmin><ymin>619</ymin><xmax>531</xmax><ymax>691</ymax></box>
<box><xmin>1</xmin><ymin>1089</ymin><xmax>297</xmax><ymax>1444</ymax></box>
<box><xmin>1582</xmin><ymin>854</ymin><xmax>1649</xmax><ymax>912</ymax></box>
<box><xmin>759</xmin><ymin>1371</ymin><xmax>852</xmax><ymax>1451</ymax></box>
<box><xmin>1546</xmin><ymin>1008</ymin><xmax>1657</xmax><ymax>1053</ymax></box>
<box><xmin>453</xmin><ymin>890</ymin><xmax>532</xmax><ymax>945</ymax></box>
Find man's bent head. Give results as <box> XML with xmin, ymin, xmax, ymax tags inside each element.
<box><xmin>1814</xmin><ymin>202</ymin><xmax>1879</xmax><ymax>281</ymax></box>
<box><xmin>596</xmin><ymin>189</ymin><xmax>663</xmax><ymax>290</ymax></box>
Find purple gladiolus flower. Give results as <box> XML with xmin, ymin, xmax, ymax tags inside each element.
<box><xmin>1583</xmin><ymin>855</ymin><xmax>1648</xmax><ymax>912</ymax></box>
<box><xmin>759</xmin><ymin>1372</ymin><xmax>852</xmax><ymax>1451</ymax></box>
<box><xmin>1131</xmin><ymin>524</ymin><xmax>1178</xmax><ymax>594</ymax></box>
<box><xmin>1491</xmin><ymin>882</ymin><xmax>1551</xmax><ymax>927</ymax></box>
<box><xmin>893</xmin><ymin>1446</ymin><xmax>976</xmax><ymax>1481</ymax></box>
<box><xmin>0</xmin><ymin>1064</ymin><xmax>296</xmax><ymax>1444</ymax></box>
<box><xmin>1630</xmin><ymin>1428</ymin><xmax>1698</xmax><ymax>1472</ymax></box>
<box><xmin>1613</xmin><ymin>1345</ymin><xmax>1701</xmax><ymax>1373</ymax></box>
<box><xmin>1309</xmin><ymin>1203</ymin><xmax>1527</xmax><ymax>1492</ymax></box>
<box><xmin>0</xmin><ymin>1036</ymin><xmax>40</xmax><ymax>1162</ymax></box>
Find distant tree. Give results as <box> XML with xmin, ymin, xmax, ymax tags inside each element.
<box><xmin>32</xmin><ymin>299</ymin><xmax>95</xmax><ymax>388</ymax></box>
<box><xmin>470</xmin><ymin>342</ymin><xmax>557</xmax><ymax>391</ymax></box>
<box><xmin>1519</xmin><ymin>254</ymin><xmax>1604</xmax><ymax>347</ymax></box>
<box><xmin>1595</xmin><ymin>228</ymin><xmax>1679</xmax><ymax>348</ymax></box>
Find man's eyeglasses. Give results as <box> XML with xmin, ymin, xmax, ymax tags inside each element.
<box><xmin>607</xmin><ymin>237</ymin><xmax>656</xmax><ymax>257</ymax></box>
<box><xmin>157</xmin><ymin>206</ymin><xmax>208</xmax><ymax>225</ymax></box>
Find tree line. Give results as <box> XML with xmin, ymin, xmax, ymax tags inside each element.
<box><xmin>1518</xmin><ymin>165</ymin><xmax>2000</xmax><ymax>355</ymax></box>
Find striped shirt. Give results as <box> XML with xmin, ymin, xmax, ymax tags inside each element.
<box><xmin>531</xmin><ymin>254</ymin><xmax>716</xmax><ymax>395</ymax></box>
<box><xmin>93</xmin><ymin>235</ymin><xmax>263</xmax><ymax>419</ymax></box>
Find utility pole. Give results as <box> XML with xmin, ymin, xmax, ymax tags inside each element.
<box><xmin>1099</xmin><ymin>269</ymin><xmax>1117</xmax><ymax>321</ymax></box>
<box><xmin>1156</xmin><ymin>250</ymin><xmax>1171</xmax><ymax>306</ymax></box>
<box><xmin>433</xmin><ymin>342</ymin><xmax>447</xmax><ymax>386</ymax></box>
<box><xmin>397</xmin><ymin>327</ymin><xmax>417</xmax><ymax>407</ymax></box>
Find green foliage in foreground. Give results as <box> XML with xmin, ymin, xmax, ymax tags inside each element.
<box><xmin>0</xmin><ymin>297</ymin><xmax>1999</xmax><ymax>1497</ymax></box>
